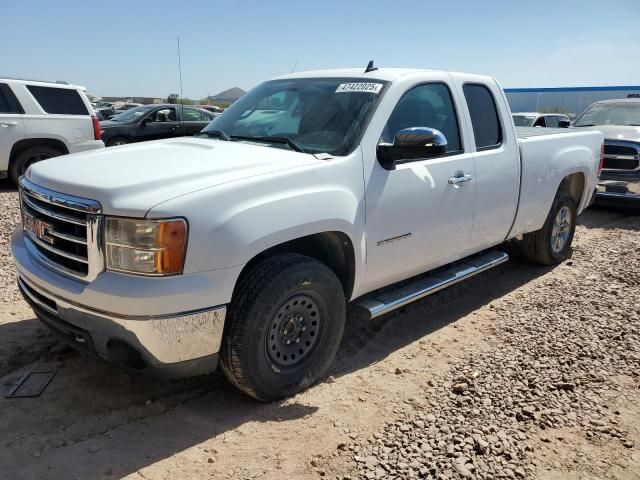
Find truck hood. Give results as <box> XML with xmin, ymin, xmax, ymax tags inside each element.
<box><xmin>580</xmin><ymin>124</ymin><xmax>640</xmax><ymax>142</ymax></box>
<box><xmin>27</xmin><ymin>137</ymin><xmax>322</xmax><ymax>216</ymax></box>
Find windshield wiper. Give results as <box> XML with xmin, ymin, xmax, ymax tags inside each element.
<box><xmin>202</xmin><ymin>130</ymin><xmax>230</xmax><ymax>141</ymax></box>
<box><xmin>230</xmin><ymin>135</ymin><xmax>305</xmax><ymax>153</ymax></box>
<box><xmin>573</xmin><ymin>124</ymin><xmax>595</xmax><ymax>127</ymax></box>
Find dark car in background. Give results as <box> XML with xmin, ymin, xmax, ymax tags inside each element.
<box><xmin>99</xmin><ymin>104</ymin><xmax>217</xmax><ymax>146</ymax></box>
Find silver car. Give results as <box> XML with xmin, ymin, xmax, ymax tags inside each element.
<box><xmin>573</xmin><ymin>99</ymin><xmax>640</xmax><ymax>205</ymax></box>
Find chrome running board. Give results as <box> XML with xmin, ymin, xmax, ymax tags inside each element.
<box><xmin>355</xmin><ymin>251</ymin><xmax>509</xmax><ymax>319</ymax></box>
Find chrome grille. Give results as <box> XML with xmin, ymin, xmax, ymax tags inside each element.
<box><xmin>19</xmin><ymin>177</ymin><xmax>104</xmax><ymax>281</ymax></box>
<box><xmin>603</xmin><ymin>141</ymin><xmax>640</xmax><ymax>171</ymax></box>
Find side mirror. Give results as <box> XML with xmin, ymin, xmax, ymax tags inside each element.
<box><xmin>140</xmin><ymin>116</ymin><xmax>153</xmax><ymax>126</ymax></box>
<box><xmin>377</xmin><ymin>127</ymin><xmax>447</xmax><ymax>169</ymax></box>
<box><xmin>558</xmin><ymin>119</ymin><xmax>571</xmax><ymax>128</ymax></box>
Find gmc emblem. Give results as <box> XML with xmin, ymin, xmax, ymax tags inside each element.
<box><xmin>24</xmin><ymin>213</ymin><xmax>55</xmax><ymax>244</ymax></box>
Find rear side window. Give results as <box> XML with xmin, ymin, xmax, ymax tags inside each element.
<box><xmin>0</xmin><ymin>83</ymin><xmax>24</xmax><ymax>114</ymax></box>
<box><xmin>26</xmin><ymin>85</ymin><xmax>89</xmax><ymax>115</ymax></box>
<box><xmin>545</xmin><ymin>116</ymin><xmax>559</xmax><ymax>128</ymax></box>
<box><xmin>463</xmin><ymin>84</ymin><xmax>502</xmax><ymax>150</ymax></box>
<box><xmin>183</xmin><ymin>108</ymin><xmax>210</xmax><ymax>121</ymax></box>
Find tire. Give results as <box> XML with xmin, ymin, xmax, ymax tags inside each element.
<box><xmin>220</xmin><ymin>253</ymin><xmax>346</xmax><ymax>401</ymax></box>
<box><xmin>106</xmin><ymin>136</ymin><xmax>129</xmax><ymax>147</ymax></box>
<box><xmin>9</xmin><ymin>146</ymin><xmax>63</xmax><ymax>185</ymax></box>
<box><xmin>522</xmin><ymin>188</ymin><xmax>577</xmax><ymax>265</ymax></box>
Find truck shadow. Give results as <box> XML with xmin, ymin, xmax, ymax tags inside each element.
<box><xmin>0</xmin><ymin>246</ymin><xmax>556</xmax><ymax>479</ymax></box>
<box><xmin>578</xmin><ymin>204</ymin><xmax>640</xmax><ymax>231</ymax></box>
<box><xmin>0</xmin><ymin>178</ymin><xmax>17</xmax><ymax>192</ymax></box>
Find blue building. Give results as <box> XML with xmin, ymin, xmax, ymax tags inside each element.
<box><xmin>504</xmin><ymin>86</ymin><xmax>640</xmax><ymax>117</ymax></box>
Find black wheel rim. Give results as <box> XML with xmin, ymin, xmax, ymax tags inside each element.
<box><xmin>266</xmin><ymin>293</ymin><xmax>322</xmax><ymax>368</ymax></box>
<box><xmin>22</xmin><ymin>152</ymin><xmax>53</xmax><ymax>175</ymax></box>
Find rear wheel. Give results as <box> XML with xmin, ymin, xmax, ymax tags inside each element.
<box><xmin>522</xmin><ymin>188</ymin><xmax>577</xmax><ymax>265</ymax></box>
<box><xmin>220</xmin><ymin>253</ymin><xmax>346</xmax><ymax>401</ymax></box>
<box><xmin>9</xmin><ymin>146</ymin><xmax>63</xmax><ymax>184</ymax></box>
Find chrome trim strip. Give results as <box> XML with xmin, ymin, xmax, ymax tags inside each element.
<box><xmin>24</xmin><ymin>235</ymin><xmax>90</xmax><ymax>279</ymax></box>
<box><xmin>596</xmin><ymin>191</ymin><xmax>640</xmax><ymax>199</ymax></box>
<box><xmin>25</xmin><ymin>230</ymin><xmax>89</xmax><ymax>264</ymax></box>
<box><xmin>48</xmin><ymin>230</ymin><xmax>87</xmax><ymax>245</ymax></box>
<box><xmin>17</xmin><ymin>276</ymin><xmax>57</xmax><ymax>315</ymax></box>
<box><xmin>357</xmin><ymin>251</ymin><xmax>509</xmax><ymax>319</ymax></box>
<box><xmin>86</xmin><ymin>214</ymin><xmax>105</xmax><ymax>281</ymax></box>
<box><xmin>19</xmin><ymin>273</ymin><xmax>222</xmax><ymax>321</ymax></box>
<box><xmin>22</xmin><ymin>194</ymin><xmax>87</xmax><ymax>226</ymax></box>
<box><xmin>19</xmin><ymin>178</ymin><xmax>105</xmax><ymax>282</ymax></box>
<box><xmin>20</xmin><ymin>177</ymin><xmax>102</xmax><ymax>213</ymax></box>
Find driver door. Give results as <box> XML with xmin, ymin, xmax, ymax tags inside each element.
<box><xmin>364</xmin><ymin>82</ymin><xmax>477</xmax><ymax>291</ymax></box>
<box><xmin>139</xmin><ymin>107</ymin><xmax>182</xmax><ymax>140</ymax></box>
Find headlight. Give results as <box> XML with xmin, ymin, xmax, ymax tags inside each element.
<box><xmin>105</xmin><ymin>218</ymin><xmax>187</xmax><ymax>275</ymax></box>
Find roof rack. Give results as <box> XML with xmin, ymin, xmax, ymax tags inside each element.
<box><xmin>0</xmin><ymin>76</ymin><xmax>73</xmax><ymax>85</ymax></box>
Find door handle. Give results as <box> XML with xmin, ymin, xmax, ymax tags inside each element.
<box><xmin>448</xmin><ymin>173</ymin><xmax>472</xmax><ymax>185</ymax></box>
<box><xmin>0</xmin><ymin>121</ymin><xmax>18</xmax><ymax>127</ymax></box>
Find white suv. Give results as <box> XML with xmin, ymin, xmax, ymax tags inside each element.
<box><xmin>0</xmin><ymin>78</ymin><xmax>104</xmax><ymax>184</ymax></box>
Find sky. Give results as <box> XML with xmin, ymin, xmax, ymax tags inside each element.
<box><xmin>1</xmin><ymin>0</ymin><xmax>639</xmax><ymax>99</ymax></box>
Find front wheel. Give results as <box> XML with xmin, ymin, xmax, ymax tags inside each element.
<box><xmin>522</xmin><ymin>189</ymin><xmax>577</xmax><ymax>265</ymax></box>
<box><xmin>220</xmin><ymin>253</ymin><xmax>346</xmax><ymax>401</ymax></box>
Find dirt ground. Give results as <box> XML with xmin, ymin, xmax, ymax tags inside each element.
<box><xmin>1</xmin><ymin>178</ymin><xmax>639</xmax><ymax>480</ymax></box>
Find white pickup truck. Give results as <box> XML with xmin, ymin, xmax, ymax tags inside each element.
<box><xmin>12</xmin><ymin>67</ymin><xmax>603</xmax><ymax>401</ymax></box>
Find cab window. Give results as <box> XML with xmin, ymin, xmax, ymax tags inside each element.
<box><xmin>380</xmin><ymin>83</ymin><xmax>462</xmax><ymax>153</ymax></box>
<box><xmin>183</xmin><ymin>108</ymin><xmax>209</xmax><ymax>121</ymax></box>
<box><xmin>463</xmin><ymin>83</ymin><xmax>503</xmax><ymax>149</ymax></box>
<box><xmin>150</xmin><ymin>108</ymin><xmax>177</xmax><ymax>122</ymax></box>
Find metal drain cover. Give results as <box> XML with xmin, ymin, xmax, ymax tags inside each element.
<box><xmin>5</xmin><ymin>371</ymin><xmax>56</xmax><ymax>398</ymax></box>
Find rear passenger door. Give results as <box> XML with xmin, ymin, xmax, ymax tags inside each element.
<box><xmin>181</xmin><ymin>107</ymin><xmax>214</xmax><ymax>136</ymax></box>
<box><xmin>454</xmin><ymin>80</ymin><xmax>520</xmax><ymax>250</ymax></box>
<box><xmin>0</xmin><ymin>83</ymin><xmax>25</xmax><ymax>173</ymax></box>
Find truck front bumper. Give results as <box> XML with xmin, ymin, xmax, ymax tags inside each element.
<box><xmin>595</xmin><ymin>171</ymin><xmax>640</xmax><ymax>207</ymax></box>
<box><xmin>12</xmin><ymin>230</ymin><xmax>234</xmax><ymax>378</ymax></box>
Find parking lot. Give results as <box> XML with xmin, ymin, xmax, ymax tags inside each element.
<box><xmin>1</xmin><ymin>177</ymin><xmax>638</xmax><ymax>479</ymax></box>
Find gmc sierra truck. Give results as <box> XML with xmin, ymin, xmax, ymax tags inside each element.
<box><xmin>12</xmin><ymin>67</ymin><xmax>603</xmax><ymax>401</ymax></box>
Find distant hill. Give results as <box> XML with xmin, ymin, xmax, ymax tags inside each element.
<box><xmin>208</xmin><ymin>87</ymin><xmax>246</xmax><ymax>104</ymax></box>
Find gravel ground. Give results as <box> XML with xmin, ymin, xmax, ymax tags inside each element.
<box><xmin>348</xmin><ymin>218</ymin><xmax>640</xmax><ymax>479</ymax></box>
<box><xmin>0</xmin><ymin>184</ymin><xmax>21</xmax><ymax>304</ymax></box>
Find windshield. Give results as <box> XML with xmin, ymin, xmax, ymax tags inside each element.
<box><xmin>512</xmin><ymin>115</ymin><xmax>536</xmax><ymax>127</ymax></box>
<box><xmin>574</xmin><ymin>102</ymin><xmax>640</xmax><ymax>127</ymax></box>
<box><xmin>202</xmin><ymin>78</ymin><xmax>388</xmax><ymax>155</ymax></box>
<box><xmin>110</xmin><ymin>105</ymin><xmax>154</xmax><ymax>122</ymax></box>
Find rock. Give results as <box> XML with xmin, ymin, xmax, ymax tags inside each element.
<box><xmin>555</xmin><ymin>382</ymin><xmax>575</xmax><ymax>391</ymax></box>
<box><xmin>453</xmin><ymin>462</ymin><xmax>473</xmax><ymax>478</ymax></box>
<box><xmin>452</xmin><ymin>383</ymin><xmax>468</xmax><ymax>394</ymax></box>
<box><xmin>88</xmin><ymin>445</ymin><xmax>100</xmax><ymax>454</ymax></box>
<box><xmin>474</xmin><ymin>438</ymin><xmax>489</xmax><ymax>454</ymax></box>
<box><xmin>364</xmin><ymin>456</ymin><xmax>379</xmax><ymax>468</ymax></box>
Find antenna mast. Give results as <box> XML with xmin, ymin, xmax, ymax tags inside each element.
<box><xmin>177</xmin><ymin>37</ymin><xmax>184</xmax><ymax>108</ymax></box>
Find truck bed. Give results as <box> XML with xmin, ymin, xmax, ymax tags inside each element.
<box><xmin>516</xmin><ymin>126</ymin><xmax>575</xmax><ymax>139</ymax></box>
<box><xmin>510</xmin><ymin>126</ymin><xmax>603</xmax><ymax>238</ymax></box>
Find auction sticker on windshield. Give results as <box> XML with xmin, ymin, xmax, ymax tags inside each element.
<box><xmin>336</xmin><ymin>83</ymin><xmax>383</xmax><ymax>94</ymax></box>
